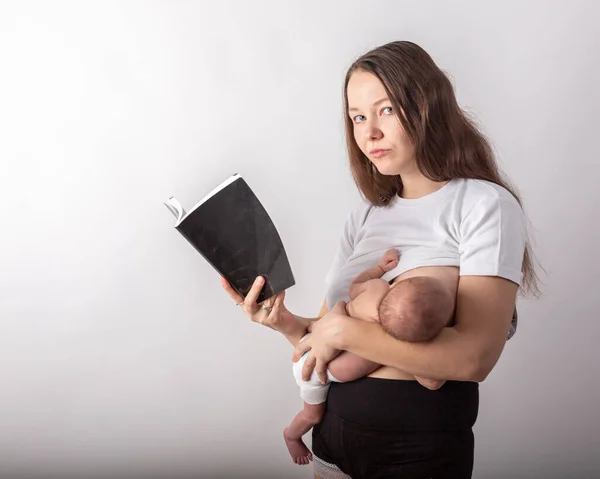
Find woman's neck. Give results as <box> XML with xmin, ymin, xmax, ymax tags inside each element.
<box><xmin>399</xmin><ymin>171</ymin><xmax>449</xmax><ymax>199</ymax></box>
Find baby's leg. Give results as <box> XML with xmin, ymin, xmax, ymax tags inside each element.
<box><xmin>284</xmin><ymin>402</ymin><xmax>325</xmax><ymax>465</ymax></box>
<box><xmin>327</xmin><ymin>351</ymin><xmax>381</xmax><ymax>382</ymax></box>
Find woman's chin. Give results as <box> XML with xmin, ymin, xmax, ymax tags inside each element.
<box><xmin>374</xmin><ymin>164</ymin><xmax>402</xmax><ymax>176</ymax></box>
<box><xmin>373</xmin><ymin>157</ymin><xmax>412</xmax><ymax>176</ymax></box>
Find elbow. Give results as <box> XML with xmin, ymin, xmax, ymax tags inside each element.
<box><xmin>455</xmin><ymin>364</ymin><xmax>484</xmax><ymax>383</ymax></box>
<box><xmin>469</xmin><ymin>365</ymin><xmax>490</xmax><ymax>383</ymax></box>
<box><xmin>458</xmin><ymin>350</ymin><xmax>493</xmax><ymax>383</ymax></box>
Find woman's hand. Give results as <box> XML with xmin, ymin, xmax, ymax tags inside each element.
<box><xmin>292</xmin><ymin>301</ymin><xmax>350</xmax><ymax>384</ymax></box>
<box><xmin>220</xmin><ymin>276</ymin><xmax>302</xmax><ymax>338</ymax></box>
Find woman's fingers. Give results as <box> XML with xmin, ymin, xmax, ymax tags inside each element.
<box><xmin>315</xmin><ymin>360</ymin><xmax>328</xmax><ymax>385</ymax></box>
<box><xmin>220</xmin><ymin>277</ymin><xmax>243</xmax><ymax>304</ymax></box>
<box><xmin>292</xmin><ymin>336</ymin><xmax>311</xmax><ymax>362</ymax></box>
<box><xmin>268</xmin><ymin>291</ymin><xmax>285</xmax><ymax>327</ymax></box>
<box><xmin>301</xmin><ymin>353</ymin><xmax>317</xmax><ymax>382</ymax></box>
<box><xmin>274</xmin><ymin>290</ymin><xmax>285</xmax><ymax>307</ymax></box>
<box><xmin>220</xmin><ymin>276</ymin><xmax>266</xmax><ymax>321</ymax></box>
<box><xmin>243</xmin><ymin>276</ymin><xmax>265</xmax><ymax>313</ymax></box>
<box><xmin>222</xmin><ymin>277</ymin><xmax>292</xmax><ymax>332</ymax></box>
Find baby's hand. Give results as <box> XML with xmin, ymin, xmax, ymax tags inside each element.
<box><xmin>378</xmin><ymin>248</ymin><xmax>399</xmax><ymax>272</ymax></box>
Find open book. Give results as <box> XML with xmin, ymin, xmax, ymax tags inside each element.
<box><xmin>164</xmin><ymin>173</ymin><xmax>295</xmax><ymax>303</ymax></box>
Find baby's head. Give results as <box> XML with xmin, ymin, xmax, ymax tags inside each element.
<box><xmin>347</xmin><ymin>278</ymin><xmax>391</xmax><ymax>322</ymax></box>
<box><xmin>377</xmin><ymin>276</ymin><xmax>454</xmax><ymax>342</ymax></box>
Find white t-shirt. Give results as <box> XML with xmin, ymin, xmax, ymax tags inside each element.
<box><xmin>325</xmin><ymin>178</ymin><xmax>528</xmax><ymax>339</ymax></box>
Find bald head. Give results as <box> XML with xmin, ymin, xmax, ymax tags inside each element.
<box><xmin>378</xmin><ymin>276</ymin><xmax>455</xmax><ymax>342</ymax></box>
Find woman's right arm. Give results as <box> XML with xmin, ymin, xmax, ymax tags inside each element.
<box><xmin>221</xmin><ymin>275</ymin><xmax>326</xmax><ymax>347</ymax></box>
<box><xmin>221</xmin><ymin>201</ymin><xmax>363</xmax><ymax>344</ymax></box>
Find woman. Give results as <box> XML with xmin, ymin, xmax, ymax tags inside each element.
<box><xmin>222</xmin><ymin>40</ymin><xmax>540</xmax><ymax>478</ymax></box>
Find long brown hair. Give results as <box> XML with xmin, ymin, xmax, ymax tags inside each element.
<box><xmin>343</xmin><ymin>40</ymin><xmax>542</xmax><ymax>298</ymax></box>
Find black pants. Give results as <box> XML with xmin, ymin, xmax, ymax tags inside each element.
<box><xmin>312</xmin><ymin>377</ymin><xmax>479</xmax><ymax>479</ymax></box>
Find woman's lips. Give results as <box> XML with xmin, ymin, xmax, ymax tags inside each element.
<box><xmin>370</xmin><ymin>149</ymin><xmax>391</xmax><ymax>158</ymax></box>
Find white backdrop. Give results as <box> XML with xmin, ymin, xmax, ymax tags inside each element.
<box><xmin>1</xmin><ymin>1</ymin><xmax>599</xmax><ymax>477</ymax></box>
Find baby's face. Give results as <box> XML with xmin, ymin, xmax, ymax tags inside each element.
<box><xmin>347</xmin><ymin>278</ymin><xmax>390</xmax><ymax>322</ymax></box>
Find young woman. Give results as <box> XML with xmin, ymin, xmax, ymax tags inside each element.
<box><xmin>222</xmin><ymin>40</ymin><xmax>540</xmax><ymax>478</ymax></box>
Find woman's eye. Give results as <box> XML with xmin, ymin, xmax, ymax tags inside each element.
<box><xmin>382</xmin><ymin>107</ymin><xmax>393</xmax><ymax>115</ymax></box>
<box><xmin>353</xmin><ymin>115</ymin><xmax>366</xmax><ymax>123</ymax></box>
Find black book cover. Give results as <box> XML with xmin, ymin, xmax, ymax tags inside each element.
<box><xmin>165</xmin><ymin>173</ymin><xmax>295</xmax><ymax>303</ymax></box>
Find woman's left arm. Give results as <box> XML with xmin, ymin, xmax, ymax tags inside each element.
<box><xmin>347</xmin><ymin>275</ymin><xmax>517</xmax><ymax>381</ymax></box>
<box><xmin>295</xmin><ymin>275</ymin><xmax>517</xmax><ymax>383</ymax></box>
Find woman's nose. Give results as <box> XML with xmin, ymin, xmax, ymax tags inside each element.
<box><xmin>366</xmin><ymin>122</ymin><xmax>383</xmax><ymax>141</ymax></box>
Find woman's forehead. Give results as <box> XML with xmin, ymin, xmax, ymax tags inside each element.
<box><xmin>347</xmin><ymin>71</ymin><xmax>389</xmax><ymax>107</ymax></box>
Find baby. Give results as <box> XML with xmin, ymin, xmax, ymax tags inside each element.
<box><xmin>284</xmin><ymin>248</ymin><xmax>457</xmax><ymax>465</ymax></box>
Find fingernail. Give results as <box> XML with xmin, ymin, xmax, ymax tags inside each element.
<box><xmin>257</xmin><ymin>277</ymin><xmax>264</xmax><ymax>284</ymax></box>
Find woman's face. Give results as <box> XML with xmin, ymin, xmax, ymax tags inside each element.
<box><xmin>346</xmin><ymin>70</ymin><xmax>417</xmax><ymax>176</ymax></box>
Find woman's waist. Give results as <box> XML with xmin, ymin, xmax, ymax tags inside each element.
<box><xmin>368</xmin><ymin>365</ymin><xmax>415</xmax><ymax>380</ymax></box>
<box><xmin>327</xmin><ymin>377</ymin><xmax>479</xmax><ymax>431</ymax></box>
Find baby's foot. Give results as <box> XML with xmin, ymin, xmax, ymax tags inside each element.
<box><xmin>283</xmin><ymin>428</ymin><xmax>313</xmax><ymax>465</ymax></box>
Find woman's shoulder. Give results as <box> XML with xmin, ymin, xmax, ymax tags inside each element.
<box><xmin>454</xmin><ymin>179</ymin><xmax>528</xmax><ymax>286</ymax></box>
<box><xmin>454</xmin><ymin>178</ymin><xmax>521</xmax><ymax>208</ymax></box>
<box><xmin>454</xmin><ymin>178</ymin><xmax>527</xmax><ymax>241</ymax></box>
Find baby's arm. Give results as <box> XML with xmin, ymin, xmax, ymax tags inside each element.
<box><xmin>348</xmin><ymin>248</ymin><xmax>399</xmax><ymax>299</ymax></box>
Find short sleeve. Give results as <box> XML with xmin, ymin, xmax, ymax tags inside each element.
<box><xmin>459</xmin><ymin>194</ymin><xmax>527</xmax><ymax>286</ymax></box>
<box><xmin>324</xmin><ymin>211</ymin><xmax>357</xmax><ymax>286</ymax></box>
<box><xmin>324</xmin><ymin>200</ymin><xmax>371</xmax><ymax>287</ymax></box>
